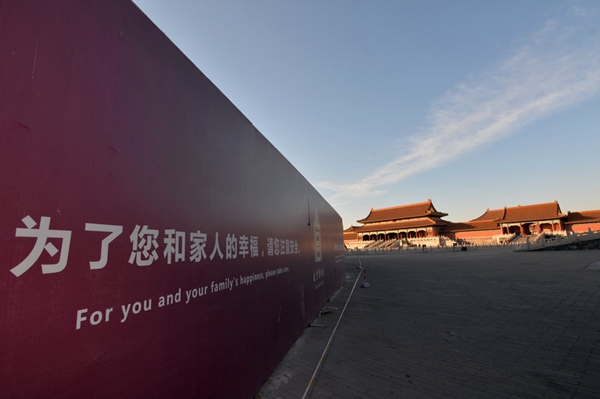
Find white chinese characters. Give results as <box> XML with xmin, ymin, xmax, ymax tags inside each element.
<box><xmin>10</xmin><ymin>215</ymin><xmax>300</xmax><ymax>276</ymax></box>
<box><xmin>11</xmin><ymin>216</ymin><xmax>72</xmax><ymax>277</ymax></box>
<box><xmin>129</xmin><ymin>225</ymin><xmax>159</xmax><ymax>266</ymax></box>
<box><xmin>86</xmin><ymin>223</ymin><xmax>123</xmax><ymax>270</ymax></box>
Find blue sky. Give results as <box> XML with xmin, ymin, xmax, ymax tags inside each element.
<box><xmin>132</xmin><ymin>0</ymin><xmax>600</xmax><ymax>229</ymax></box>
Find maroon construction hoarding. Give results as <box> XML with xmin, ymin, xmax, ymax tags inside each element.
<box><xmin>0</xmin><ymin>1</ymin><xmax>345</xmax><ymax>397</ymax></box>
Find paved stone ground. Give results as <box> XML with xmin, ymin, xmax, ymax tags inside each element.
<box><xmin>257</xmin><ymin>248</ymin><xmax>600</xmax><ymax>399</ymax></box>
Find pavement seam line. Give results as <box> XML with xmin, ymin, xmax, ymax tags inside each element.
<box><xmin>301</xmin><ymin>264</ymin><xmax>364</xmax><ymax>399</ymax></box>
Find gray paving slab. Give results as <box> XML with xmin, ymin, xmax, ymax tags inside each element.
<box><xmin>257</xmin><ymin>249</ymin><xmax>600</xmax><ymax>399</ymax></box>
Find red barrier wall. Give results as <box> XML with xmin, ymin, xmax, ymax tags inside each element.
<box><xmin>0</xmin><ymin>1</ymin><xmax>345</xmax><ymax>398</ymax></box>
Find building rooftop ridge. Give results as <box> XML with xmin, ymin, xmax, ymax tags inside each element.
<box><xmin>369</xmin><ymin>200</ymin><xmax>431</xmax><ymax>212</ymax></box>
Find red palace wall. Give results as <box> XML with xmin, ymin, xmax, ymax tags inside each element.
<box><xmin>568</xmin><ymin>223</ymin><xmax>600</xmax><ymax>233</ymax></box>
<box><xmin>448</xmin><ymin>229</ymin><xmax>501</xmax><ymax>240</ymax></box>
<box><xmin>0</xmin><ymin>2</ymin><xmax>345</xmax><ymax>398</ymax></box>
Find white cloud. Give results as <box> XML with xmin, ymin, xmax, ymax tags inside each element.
<box><xmin>319</xmin><ymin>8</ymin><xmax>600</xmax><ymax>203</ymax></box>
<box><xmin>569</xmin><ymin>6</ymin><xmax>596</xmax><ymax>18</ymax></box>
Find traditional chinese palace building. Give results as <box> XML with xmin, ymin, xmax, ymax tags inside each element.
<box><xmin>344</xmin><ymin>199</ymin><xmax>600</xmax><ymax>247</ymax></box>
<box><xmin>347</xmin><ymin>200</ymin><xmax>448</xmax><ymax>241</ymax></box>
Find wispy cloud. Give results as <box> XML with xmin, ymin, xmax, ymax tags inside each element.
<box><xmin>319</xmin><ymin>7</ymin><xmax>600</xmax><ymax>203</ymax></box>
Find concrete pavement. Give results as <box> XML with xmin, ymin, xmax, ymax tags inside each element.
<box><xmin>258</xmin><ymin>248</ymin><xmax>600</xmax><ymax>399</ymax></box>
